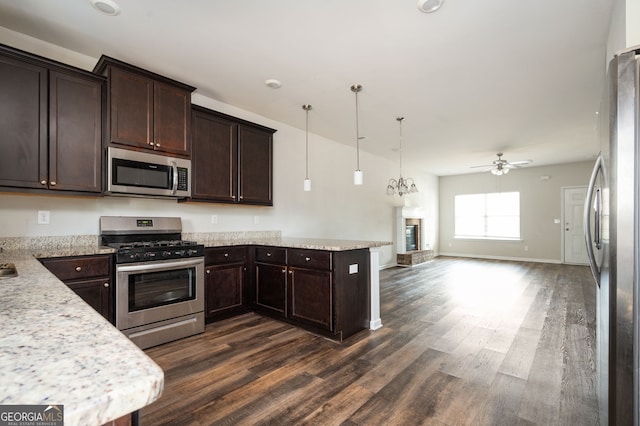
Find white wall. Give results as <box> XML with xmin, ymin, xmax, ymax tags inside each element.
<box><xmin>607</xmin><ymin>0</ymin><xmax>640</xmax><ymax>62</ymax></box>
<box><xmin>0</xmin><ymin>27</ymin><xmax>439</xmax><ymax>269</ymax></box>
<box><xmin>438</xmin><ymin>161</ymin><xmax>594</xmax><ymax>263</ymax></box>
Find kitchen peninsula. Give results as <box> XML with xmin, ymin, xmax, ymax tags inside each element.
<box><xmin>0</xmin><ymin>234</ymin><xmax>389</xmax><ymax>424</ymax></box>
<box><xmin>0</xmin><ymin>245</ymin><xmax>163</xmax><ymax>426</ymax></box>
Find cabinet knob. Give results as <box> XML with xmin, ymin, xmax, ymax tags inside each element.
<box><xmin>224</xmin><ymin>253</ymin><xmax>229</xmax><ymax>257</ymax></box>
<box><xmin>305</xmin><ymin>257</ymin><xmax>311</xmax><ymax>262</ymax></box>
<box><xmin>206</xmin><ymin>270</ymin><xmax>211</xmax><ymax>274</ymax></box>
<box><xmin>75</xmin><ymin>266</ymin><xmax>82</xmax><ymax>272</ymax></box>
<box><xmin>155</xmin><ymin>143</ymin><xmax>160</xmax><ymax>148</ymax></box>
<box><xmin>282</xmin><ymin>268</ymin><xmax>286</xmax><ymax>274</ymax></box>
<box><xmin>40</xmin><ymin>180</ymin><xmax>47</xmax><ymax>185</ymax></box>
<box><xmin>103</xmin><ymin>282</ymin><xmax>109</xmax><ymax>288</ymax></box>
<box><xmin>266</xmin><ymin>252</ymin><xmax>272</xmax><ymax>257</ymax></box>
<box><xmin>50</xmin><ymin>181</ymin><xmax>56</xmax><ymax>186</ymax></box>
<box><xmin>149</xmin><ymin>141</ymin><xmax>155</xmax><ymax>146</ymax></box>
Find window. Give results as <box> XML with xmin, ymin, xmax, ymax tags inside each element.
<box><xmin>455</xmin><ymin>192</ymin><xmax>520</xmax><ymax>239</ymax></box>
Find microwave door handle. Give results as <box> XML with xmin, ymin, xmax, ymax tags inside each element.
<box><xmin>171</xmin><ymin>161</ymin><xmax>178</xmax><ymax>195</ymax></box>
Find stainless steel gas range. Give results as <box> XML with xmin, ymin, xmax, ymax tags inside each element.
<box><xmin>100</xmin><ymin>216</ymin><xmax>205</xmax><ymax>349</ymax></box>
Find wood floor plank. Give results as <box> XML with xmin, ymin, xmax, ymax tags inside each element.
<box><xmin>140</xmin><ymin>257</ymin><xmax>599</xmax><ymax>426</ymax></box>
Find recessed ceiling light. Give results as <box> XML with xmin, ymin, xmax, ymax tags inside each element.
<box><xmin>90</xmin><ymin>0</ymin><xmax>121</xmax><ymax>16</ymax></box>
<box><xmin>264</xmin><ymin>79</ymin><xmax>282</xmax><ymax>89</ymax></box>
<box><xmin>417</xmin><ymin>0</ymin><xmax>445</xmax><ymax>13</ymax></box>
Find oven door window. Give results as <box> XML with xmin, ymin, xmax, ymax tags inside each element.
<box><xmin>128</xmin><ymin>267</ymin><xmax>196</xmax><ymax>312</ymax></box>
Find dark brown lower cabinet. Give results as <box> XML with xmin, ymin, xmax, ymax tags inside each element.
<box><xmin>204</xmin><ymin>247</ymin><xmax>248</xmax><ymax>322</ymax></box>
<box><xmin>253</xmin><ymin>246</ymin><xmax>370</xmax><ymax>341</ymax></box>
<box><xmin>254</xmin><ymin>262</ymin><xmax>287</xmax><ymax>316</ymax></box>
<box><xmin>288</xmin><ymin>267</ymin><xmax>332</xmax><ymax>331</ymax></box>
<box><xmin>39</xmin><ymin>254</ymin><xmax>113</xmax><ymax>322</ymax></box>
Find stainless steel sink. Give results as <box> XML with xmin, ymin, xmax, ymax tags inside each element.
<box><xmin>0</xmin><ymin>263</ymin><xmax>17</xmax><ymax>279</ymax></box>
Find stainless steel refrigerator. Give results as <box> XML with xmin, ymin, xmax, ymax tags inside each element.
<box><xmin>584</xmin><ymin>46</ymin><xmax>640</xmax><ymax>425</ymax></box>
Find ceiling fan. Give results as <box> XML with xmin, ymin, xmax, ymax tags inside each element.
<box><xmin>471</xmin><ymin>153</ymin><xmax>532</xmax><ymax>175</ymax></box>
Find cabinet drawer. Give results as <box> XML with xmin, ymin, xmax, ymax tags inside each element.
<box><xmin>205</xmin><ymin>246</ymin><xmax>246</xmax><ymax>264</ymax></box>
<box><xmin>255</xmin><ymin>246</ymin><xmax>286</xmax><ymax>264</ymax></box>
<box><xmin>40</xmin><ymin>255</ymin><xmax>111</xmax><ymax>281</ymax></box>
<box><xmin>288</xmin><ymin>249</ymin><xmax>332</xmax><ymax>270</ymax></box>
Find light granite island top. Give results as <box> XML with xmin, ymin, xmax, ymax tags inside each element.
<box><xmin>0</xmin><ymin>249</ymin><xmax>163</xmax><ymax>426</ymax></box>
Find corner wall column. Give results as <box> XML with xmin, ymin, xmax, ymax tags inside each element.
<box><xmin>369</xmin><ymin>247</ymin><xmax>383</xmax><ymax>330</ymax></box>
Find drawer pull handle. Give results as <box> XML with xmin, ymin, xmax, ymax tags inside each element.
<box><xmin>103</xmin><ymin>282</ymin><xmax>109</xmax><ymax>288</ymax></box>
<box><xmin>75</xmin><ymin>266</ymin><xmax>82</xmax><ymax>272</ymax></box>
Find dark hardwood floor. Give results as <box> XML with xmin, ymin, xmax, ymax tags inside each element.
<box><xmin>141</xmin><ymin>257</ymin><xmax>599</xmax><ymax>425</ymax></box>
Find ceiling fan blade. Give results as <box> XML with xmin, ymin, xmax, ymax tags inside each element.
<box><xmin>470</xmin><ymin>164</ymin><xmax>494</xmax><ymax>168</ymax></box>
<box><xmin>508</xmin><ymin>160</ymin><xmax>532</xmax><ymax>166</ymax></box>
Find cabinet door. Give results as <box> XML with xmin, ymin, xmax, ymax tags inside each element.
<box><xmin>238</xmin><ymin>125</ymin><xmax>273</xmax><ymax>205</ymax></box>
<box><xmin>254</xmin><ymin>263</ymin><xmax>286</xmax><ymax>316</ymax></box>
<box><xmin>205</xmin><ymin>263</ymin><xmax>244</xmax><ymax>318</ymax></box>
<box><xmin>49</xmin><ymin>70</ymin><xmax>102</xmax><ymax>193</ymax></box>
<box><xmin>191</xmin><ymin>110</ymin><xmax>238</xmax><ymax>202</ymax></box>
<box><xmin>0</xmin><ymin>54</ymin><xmax>47</xmax><ymax>189</ymax></box>
<box><xmin>154</xmin><ymin>81</ymin><xmax>191</xmax><ymax>156</ymax></box>
<box><xmin>66</xmin><ymin>278</ymin><xmax>112</xmax><ymax>322</ymax></box>
<box><xmin>288</xmin><ymin>267</ymin><xmax>333</xmax><ymax>331</ymax></box>
<box><xmin>109</xmin><ymin>67</ymin><xmax>153</xmax><ymax>149</ymax></box>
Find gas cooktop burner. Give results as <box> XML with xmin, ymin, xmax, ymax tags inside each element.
<box><xmin>113</xmin><ymin>240</ymin><xmax>198</xmax><ymax>250</ymax></box>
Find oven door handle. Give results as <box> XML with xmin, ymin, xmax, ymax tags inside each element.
<box><xmin>116</xmin><ymin>258</ymin><xmax>203</xmax><ymax>273</ymax></box>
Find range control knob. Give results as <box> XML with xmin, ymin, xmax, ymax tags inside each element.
<box><xmin>133</xmin><ymin>253</ymin><xmax>142</xmax><ymax>261</ymax></box>
<box><xmin>175</xmin><ymin>250</ymin><xmax>186</xmax><ymax>257</ymax></box>
<box><xmin>162</xmin><ymin>251</ymin><xmax>172</xmax><ymax>258</ymax></box>
<box><xmin>187</xmin><ymin>249</ymin><xmax>199</xmax><ymax>256</ymax></box>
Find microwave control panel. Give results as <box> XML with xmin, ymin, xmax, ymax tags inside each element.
<box><xmin>177</xmin><ymin>167</ymin><xmax>189</xmax><ymax>191</ymax></box>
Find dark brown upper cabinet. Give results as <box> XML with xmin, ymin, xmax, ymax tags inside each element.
<box><xmin>93</xmin><ymin>56</ymin><xmax>195</xmax><ymax>158</ymax></box>
<box><xmin>0</xmin><ymin>44</ymin><xmax>103</xmax><ymax>195</ymax></box>
<box><xmin>191</xmin><ymin>105</ymin><xmax>276</xmax><ymax>206</ymax></box>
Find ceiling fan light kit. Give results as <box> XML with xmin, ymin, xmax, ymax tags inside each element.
<box><xmin>471</xmin><ymin>152</ymin><xmax>532</xmax><ymax>176</ymax></box>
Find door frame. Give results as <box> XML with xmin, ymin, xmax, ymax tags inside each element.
<box><xmin>560</xmin><ymin>185</ymin><xmax>588</xmax><ymax>264</ymax></box>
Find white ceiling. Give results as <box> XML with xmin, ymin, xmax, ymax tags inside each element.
<box><xmin>0</xmin><ymin>0</ymin><xmax>614</xmax><ymax>175</ymax></box>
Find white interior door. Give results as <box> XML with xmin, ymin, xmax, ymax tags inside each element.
<box><xmin>563</xmin><ymin>186</ymin><xmax>588</xmax><ymax>264</ymax></box>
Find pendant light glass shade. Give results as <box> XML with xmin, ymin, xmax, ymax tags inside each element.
<box><xmin>351</xmin><ymin>84</ymin><xmax>363</xmax><ymax>185</ymax></box>
<box><xmin>302</xmin><ymin>104</ymin><xmax>312</xmax><ymax>191</ymax></box>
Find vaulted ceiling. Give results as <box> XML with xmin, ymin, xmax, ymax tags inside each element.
<box><xmin>0</xmin><ymin>0</ymin><xmax>614</xmax><ymax>175</ymax></box>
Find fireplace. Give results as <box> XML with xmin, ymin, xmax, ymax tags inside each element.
<box><xmin>405</xmin><ymin>218</ymin><xmax>421</xmax><ymax>251</ymax></box>
<box><xmin>395</xmin><ymin>206</ymin><xmax>433</xmax><ymax>266</ymax></box>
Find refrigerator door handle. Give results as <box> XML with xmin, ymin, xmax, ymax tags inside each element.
<box><xmin>583</xmin><ymin>153</ymin><xmax>602</xmax><ymax>287</ymax></box>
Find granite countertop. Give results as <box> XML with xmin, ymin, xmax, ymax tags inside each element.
<box><xmin>184</xmin><ymin>234</ymin><xmax>392</xmax><ymax>251</ymax></box>
<box><xmin>0</xmin><ymin>248</ymin><xmax>163</xmax><ymax>426</ymax></box>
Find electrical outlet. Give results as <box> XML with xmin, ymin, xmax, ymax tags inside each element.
<box><xmin>254</xmin><ymin>215</ymin><xmax>260</xmax><ymax>225</ymax></box>
<box><xmin>37</xmin><ymin>210</ymin><xmax>50</xmax><ymax>225</ymax></box>
<box><xmin>524</xmin><ymin>246</ymin><xmax>529</xmax><ymax>251</ymax></box>
<box><xmin>211</xmin><ymin>215</ymin><xmax>218</xmax><ymax>224</ymax></box>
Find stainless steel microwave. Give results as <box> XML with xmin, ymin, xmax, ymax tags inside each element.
<box><xmin>107</xmin><ymin>147</ymin><xmax>191</xmax><ymax>198</ymax></box>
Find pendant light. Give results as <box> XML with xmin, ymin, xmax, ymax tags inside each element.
<box><xmin>386</xmin><ymin>117</ymin><xmax>418</xmax><ymax>196</ymax></box>
<box><xmin>302</xmin><ymin>104</ymin><xmax>312</xmax><ymax>191</ymax></box>
<box><xmin>351</xmin><ymin>84</ymin><xmax>364</xmax><ymax>185</ymax></box>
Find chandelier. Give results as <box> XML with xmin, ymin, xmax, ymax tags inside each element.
<box><xmin>386</xmin><ymin>117</ymin><xmax>418</xmax><ymax>196</ymax></box>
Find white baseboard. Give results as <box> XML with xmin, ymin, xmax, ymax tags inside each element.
<box><xmin>437</xmin><ymin>252</ymin><xmax>562</xmax><ymax>264</ymax></box>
